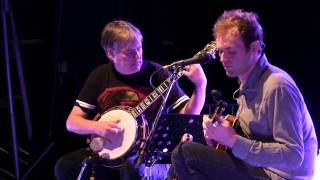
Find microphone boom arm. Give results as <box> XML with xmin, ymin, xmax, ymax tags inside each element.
<box><xmin>163</xmin><ymin>41</ymin><xmax>217</xmax><ymax>69</ymax></box>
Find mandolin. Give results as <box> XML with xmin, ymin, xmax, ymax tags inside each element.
<box><xmin>208</xmin><ymin>101</ymin><xmax>239</xmax><ymax>151</ymax></box>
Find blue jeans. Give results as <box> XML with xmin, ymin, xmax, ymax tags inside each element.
<box><xmin>54</xmin><ymin>148</ymin><xmax>138</xmax><ymax>180</ymax></box>
<box><xmin>168</xmin><ymin>142</ymin><xmax>271</xmax><ymax>180</ymax></box>
<box><xmin>54</xmin><ymin>148</ymin><xmax>170</xmax><ymax>180</ymax></box>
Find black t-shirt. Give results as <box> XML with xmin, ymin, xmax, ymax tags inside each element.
<box><xmin>75</xmin><ymin>60</ymin><xmax>189</xmax><ymax>124</ymax></box>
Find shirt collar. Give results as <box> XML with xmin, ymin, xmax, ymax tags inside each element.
<box><xmin>239</xmin><ymin>54</ymin><xmax>269</xmax><ymax>97</ymax></box>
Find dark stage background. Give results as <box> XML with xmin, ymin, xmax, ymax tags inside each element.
<box><xmin>1</xmin><ymin>0</ymin><xmax>319</xmax><ymax>179</ymax></box>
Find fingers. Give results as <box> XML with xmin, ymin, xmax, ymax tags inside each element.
<box><xmin>203</xmin><ymin>115</ymin><xmax>215</xmax><ymax>140</ymax></box>
<box><xmin>109</xmin><ymin>127</ymin><xmax>123</xmax><ymax>134</ymax></box>
<box><xmin>217</xmin><ymin>115</ymin><xmax>225</xmax><ymax>123</ymax></box>
<box><xmin>202</xmin><ymin>114</ymin><xmax>225</xmax><ymax>138</ymax></box>
<box><xmin>203</xmin><ymin>129</ymin><xmax>208</xmax><ymax>138</ymax></box>
<box><xmin>113</xmin><ymin>123</ymin><xmax>123</xmax><ymax>130</ymax></box>
<box><xmin>212</xmin><ymin>117</ymin><xmax>229</xmax><ymax>128</ymax></box>
<box><xmin>202</xmin><ymin>114</ymin><xmax>212</xmax><ymax>125</ymax></box>
<box><xmin>98</xmin><ymin>120</ymin><xmax>124</xmax><ymax>137</ymax></box>
<box><xmin>182</xmin><ymin>64</ymin><xmax>207</xmax><ymax>87</ymax></box>
<box><xmin>182</xmin><ymin>65</ymin><xmax>191</xmax><ymax>71</ymax></box>
<box><xmin>109</xmin><ymin>122</ymin><xmax>123</xmax><ymax>134</ymax></box>
<box><xmin>212</xmin><ymin>120</ymin><xmax>220</xmax><ymax>128</ymax></box>
<box><xmin>181</xmin><ymin>64</ymin><xmax>198</xmax><ymax>75</ymax></box>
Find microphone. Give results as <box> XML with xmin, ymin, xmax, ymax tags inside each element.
<box><xmin>210</xmin><ymin>89</ymin><xmax>228</xmax><ymax>114</ymax></box>
<box><xmin>210</xmin><ymin>89</ymin><xmax>222</xmax><ymax>104</ymax></box>
<box><xmin>162</xmin><ymin>52</ymin><xmax>212</xmax><ymax>69</ymax></box>
<box><xmin>162</xmin><ymin>41</ymin><xmax>218</xmax><ymax>69</ymax></box>
<box><xmin>90</xmin><ymin>137</ymin><xmax>104</xmax><ymax>153</ymax></box>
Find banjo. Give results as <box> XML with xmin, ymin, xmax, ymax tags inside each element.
<box><xmin>90</xmin><ymin>41</ymin><xmax>217</xmax><ymax>168</ymax></box>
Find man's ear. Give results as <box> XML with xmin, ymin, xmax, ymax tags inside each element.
<box><xmin>106</xmin><ymin>49</ymin><xmax>114</xmax><ymax>61</ymax></box>
<box><xmin>250</xmin><ymin>40</ymin><xmax>261</xmax><ymax>54</ymax></box>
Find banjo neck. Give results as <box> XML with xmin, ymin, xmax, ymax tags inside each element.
<box><xmin>130</xmin><ymin>70</ymin><xmax>184</xmax><ymax>118</ymax></box>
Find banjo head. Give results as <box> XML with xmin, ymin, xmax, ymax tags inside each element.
<box><xmin>97</xmin><ymin>108</ymin><xmax>138</xmax><ymax>160</ymax></box>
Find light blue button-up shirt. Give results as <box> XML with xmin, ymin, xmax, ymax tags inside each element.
<box><xmin>232</xmin><ymin>55</ymin><xmax>318</xmax><ymax>180</ymax></box>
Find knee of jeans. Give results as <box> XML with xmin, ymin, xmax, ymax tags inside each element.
<box><xmin>171</xmin><ymin>143</ymin><xmax>192</xmax><ymax>164</ymax></box>
<box><xmin>54</xmin><ymin>157</ymin><xmax>70</xmax><ymax>178</ymax></box>
<box><xmin>171</xmin><ymin>143</ymin><xmax>182</xmax><ymax>164</ymax></box>
<box><xmin>174</xmin><ymin>143</ymin><xmax>200</xmax><ymax>164</ymax></box>
<box><xmin>54</xmin><ymin>159</ymin><xmax>62</xmax><ymax>178</ymax></box>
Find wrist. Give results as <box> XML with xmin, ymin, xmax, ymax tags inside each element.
<box><xmin>228</xmin><ymin>134</ymin><xmax>238</xmax><ymax>148</ymax></box>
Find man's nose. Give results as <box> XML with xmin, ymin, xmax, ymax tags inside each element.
<box><xmin>131</xmin><ymin>50</ymin><xmax>141</xmax><ymax>59</ymax></box>
<box><xmin>219</xmin><ymin>52</ymin><xmax>226</xmax><ymax>62</ymax></box>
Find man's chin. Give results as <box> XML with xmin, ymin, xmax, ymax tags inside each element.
<box><xmin>128</xmin><ymin>67</ymin><xmax>141</xmax><ymax>74</ymax></box>
<box><xmin>226</xmin><ymin>72</ymin><xmax>237</xmax><ymax>78</ymax></box>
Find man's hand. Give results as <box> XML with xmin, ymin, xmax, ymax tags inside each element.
<box><xmin>95</xmin><ymin>120</ymin><xmax>124</xmax><ymax>139</ymax></box>
<box><xmin>202</xmin><ymin>114</ymin><xmax>237</xmax><ymax>148</ymax></box>
<box><xmin>182</xmin><ymin>64</ymin><xmax>207</xmax><ymax>88</ymax></box>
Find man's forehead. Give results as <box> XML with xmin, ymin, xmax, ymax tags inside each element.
<box><xmin>216</xmin><ymin>34</ymin><xmax>243</xmax><ymax>49</ymax></box>
<box><xmin>114</xmin><ymin>39</ymin><xmax>142</xmax><ymax>51</ymax></box>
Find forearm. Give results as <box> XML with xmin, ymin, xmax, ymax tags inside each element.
<box><xmin>232</xmin><ymin>135</ymin><xmax>303</xmax><ymax>170</ymax></box>
<box><xmin>66</xmin><ymin>106</ymin><xmax>98</xmax><ymax>135</ymax></box>
<box><xmin>66</xmin><ymin>115</ymin><xmax>99</xmax><ymax>135</ymax></box>
<box><xmin>180</xmin><ymin>84</ymin><xmax>206</xmax><ymax>114</ymax></box>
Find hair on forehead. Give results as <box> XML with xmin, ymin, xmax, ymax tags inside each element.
<box><xmin>213</xmin><ymin>9</ymin><xmax>263</xmax><ymax>48</ymax></box>
<box><xmin>100</xmin><ymin>20</ymin><xmax>143</xmax><ymax>52</ymax></box>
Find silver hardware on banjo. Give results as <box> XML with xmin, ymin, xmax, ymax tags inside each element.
<box><xmin>91</xmin><ymin>41</ymin><xmax>217</xmax><ymax>168</ymax></box>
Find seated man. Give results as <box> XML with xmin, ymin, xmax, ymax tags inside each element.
<box><xmin>54</xmin><ymin>20</ymin><xmax>207</xmax><ymax>180</ymax></box>
<box><xmin>169</xmin><ymin>9</ymin><xmax>318</xmax><ymax>180</ymax></box>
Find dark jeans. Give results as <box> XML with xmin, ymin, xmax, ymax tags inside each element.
<box><xmin>168</xmin><ymin>142</ymin><xmax>271</xmax><ymax>180</ymax></box>
<box><xmin>54</xmin><ymin>148</ymin><xmax>140</xmax><ymax>180</ymax></box>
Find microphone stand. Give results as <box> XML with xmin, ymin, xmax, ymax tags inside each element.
<box><xmin>77</xmin><ymin>148</ymin><xmax>99</xmax><ymax>180</ymax></box>
<box><xmin>136</xmin><ymin>67</ymin><xmax>182</xmax><ymax>180</ymax></box>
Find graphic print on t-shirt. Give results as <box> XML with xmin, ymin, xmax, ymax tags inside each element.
<box><xmin>97</xmin><ymin>86</ymin><xmax>152</xmax><ymax>113</ymax></box>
